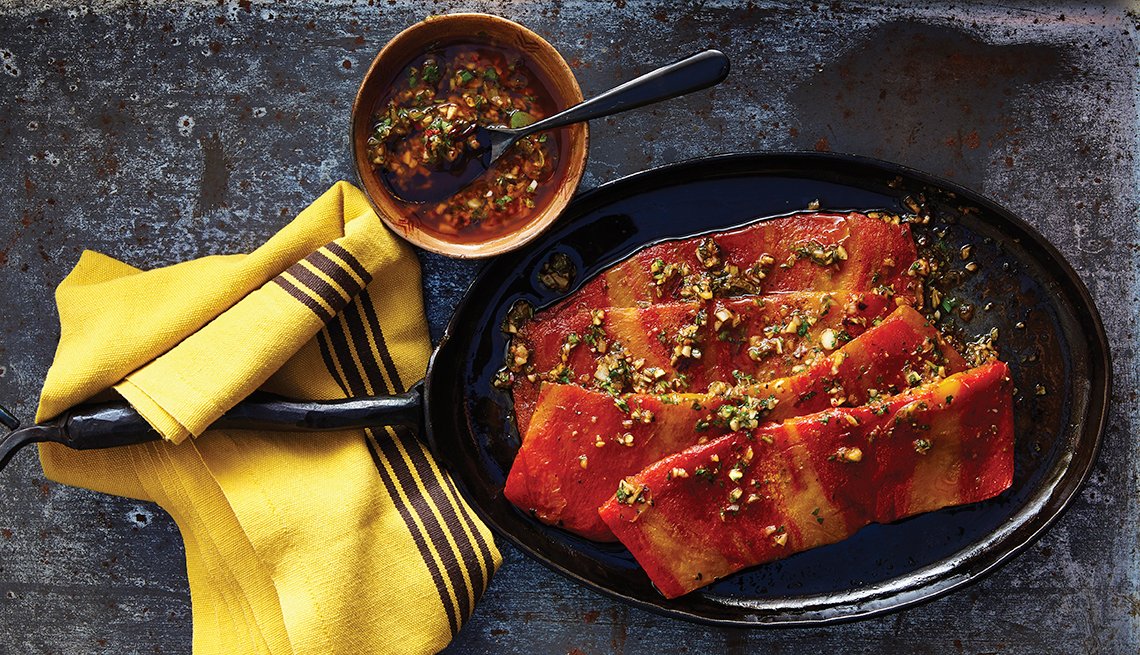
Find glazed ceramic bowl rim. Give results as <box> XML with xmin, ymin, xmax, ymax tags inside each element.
<box><xmin>351</xmin><ymin>13</ymin><xmax>589</xmax><ymax>258</ymax></box>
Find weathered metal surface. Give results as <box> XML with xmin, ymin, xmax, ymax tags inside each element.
<box><xmin>0</xmin><ymin>1</ymin><xmax>1136</xmax><ymax>653</ymax></box>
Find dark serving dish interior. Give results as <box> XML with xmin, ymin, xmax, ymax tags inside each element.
<box><xmin>422</xmin><ymin>152</ymin><xmax>1111</xmax><ymax>626</ymax></box>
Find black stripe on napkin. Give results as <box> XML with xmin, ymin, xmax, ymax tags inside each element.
<box><xmin>273</xmin><ymin>277</ymin><xmax>333</xmax><ymax>322</ymax></box>
<box><xmin>326</xmin><ymin>242</ymin><xmax>371</xmax><ymax>282</ymax></box>
<box><xmin>342</xmin><ymin>295</ymin><xmax>491</xmax><ymax>612</ymax></box>
<box><xmin>442</xmin><ymin>473</ymin><xmax>497</xmax><ymax>590</ymax></box>
<box><xmin>360</xmin><ymin>287</ymin><xmax>496</xmax><ymax>594</ymax></box>
<box><xmin>326</xmin><ymin>306</ymin><xmax>481</xmax><ymax>621</ymax></box>
<box><xmin>287</xmin><ymin>263</ymin><xmax>348</xmax><ymax>313</ymax></box>
<box><xmin>316</xmin><ymin>328</ymin><xmax>462</xmax><ymax>636</ymax></box>
<box><xmin>307</xmin><ymin>249</ymin><xmax>370</xmax><ymax>297</ymax></box>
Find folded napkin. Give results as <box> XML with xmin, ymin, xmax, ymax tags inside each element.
<box><xmin>36</xmin><ymin>182</ymin><xmax>500</xmax><ymax>655</ymax></box>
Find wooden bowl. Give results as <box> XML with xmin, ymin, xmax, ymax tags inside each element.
<box><xmin>352</xmin><ymin>13</ymin><xmax>589</xmax><ymax>258</ymax></box>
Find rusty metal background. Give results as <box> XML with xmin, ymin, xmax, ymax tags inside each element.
<box><xmin>0</xmin><ymin>1</ymin><xmax>1136</xmax><ymax>653</ymax></box>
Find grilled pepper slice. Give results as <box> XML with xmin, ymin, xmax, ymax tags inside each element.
<box><xmin>511</xmin><ymin>291</ymin><xmax>895</xmax><ymax>434</ymax></box>
<box><xmin>549</xmin><ymin>211</ymin><xmax>920</xmax><ymax>314</ymax></box>
<box><xmin>505</xmin><ymin>305</ymin><xmax>966</xmax><ymax>541</ymax></box>
<box><xmin>597</xmin><ymin>361</ymin><xmax>1014</xmax><ymax>598</ymax></box>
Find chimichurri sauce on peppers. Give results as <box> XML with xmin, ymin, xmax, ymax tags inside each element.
<box><xmin>366</xmin><ymin>44</ymin><xmax>562</xmax><ymax>241</ymax></box>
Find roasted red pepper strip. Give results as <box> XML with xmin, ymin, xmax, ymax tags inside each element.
<box><xmin>597</xmin><ymin>361</ymin><xmax>1014</xmax><ymax>598</ymax></box>
<box><xmin>549</xmin><ymin>212</ymin><xmax>919</xmax><ymax>316</ymax></box>
<box><xmin>512</xmin><ymin>291</ymin><xmax>895</xmax><ymax>434</ymax></box>
<box><xmin>741</xmin><ymin>304</ymin><xmax>968</xmax><ymax>418</ymax></box>
<box><xmin>506</xmin><ymin>385</ymin><xmax>711</xmax><ymax>541</ymax></box>
<box><xmin>505</xmin><ymin>305</ymin><xmax>966</xmax><ymax>541</ymax></box>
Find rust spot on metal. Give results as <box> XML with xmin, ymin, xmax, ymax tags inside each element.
<box><xmin>608</xmin><ymin>605</ymin><xmax>627</xmax><ymax>654</ymax></box>
<box><xmin>1128</xmin><ymin>595</ymin><xmax>1140</xmax><ymax>617</ymax></box>
<box><xmin>96</xmin><ymin>154</ymin><xmax>119</xmax><ymax>179</ymax></box>
<box><xmin>582</xmin><ymin>609</ymin><xmax>599</xmax><ymax>623</ymax></box>
<box><xmin>195</xmin><ymin>133</ymin><xmax>229</xmax><ymax>217</ymax></box>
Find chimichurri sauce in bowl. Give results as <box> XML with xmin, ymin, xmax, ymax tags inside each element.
<box><xmin>367</xmin><ymin>44</ymin><xmax>566</xmax><ymax>242</ymax></box>
<box><xmin>352</xmin><ymin>13</ymin><xmax>588</xmax><ymax>258</ymax></box>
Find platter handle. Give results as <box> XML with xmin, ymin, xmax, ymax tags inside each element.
<box><xmin>0</xmin><ymin>382</ymin><xmax>425</xmax><ymax>471</ymax></box>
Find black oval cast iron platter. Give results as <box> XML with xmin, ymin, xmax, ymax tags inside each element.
<box><xmin>421</xmin><ymin>151</ymin><xmax>1111</xmax><ymax>627</ymax></box>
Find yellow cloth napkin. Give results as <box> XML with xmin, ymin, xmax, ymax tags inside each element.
<box><xmin>36</xmin><ymin>182</ymin><xmax>500</xmax><ymax>655</ymax></box>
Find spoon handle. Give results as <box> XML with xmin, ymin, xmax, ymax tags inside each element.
<box><xmin>519</xmin><ymin>49</ymin><xmax>730</xmax><ymax>136</ymax></box>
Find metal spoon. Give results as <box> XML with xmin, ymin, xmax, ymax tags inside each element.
<box><xmin>383</xmin><ymin>49</ymin><xmax>731</xmax><ymax>204</ymax></box>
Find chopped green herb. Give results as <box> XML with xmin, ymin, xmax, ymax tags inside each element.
<box><xmin>694</xmin><ymin>465</ymin><xmax>716</xmax><ymax>480</ymax></box>
<box><xmin>491</xmin><ymin>368</ymin><xmax>513</xmax><ymax>389</ymax></box>
<box><xmin>509</xmin><ymin>110</ymin><xmax>535</xmax><ymax>128</ymax></box>
<box><xmin>615</xmin><ymin>484</ymin><xmax>633</xmax><ymax>503</ymax></box>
